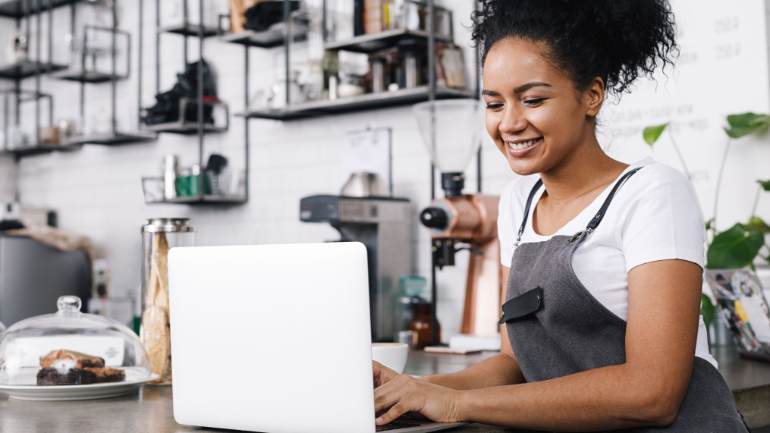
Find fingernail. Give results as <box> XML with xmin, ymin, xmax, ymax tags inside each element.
<box><xmin>376</xmin><ymin>417</ymin><xmax>383</xmax><ymax>425</ymax></box>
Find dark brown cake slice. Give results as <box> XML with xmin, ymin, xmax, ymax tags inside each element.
<box><xmin>36</xmin><ymin>367</ymin><xmax>126</xmax><ymax>386</ymax></box>
<box><xmin>37</xmin><ymin>368</ymin><xmax>98</xmax><ymax>385</ymax></box>
<box><xmin>84</xmin><ymin>367</ymin><xmax>125</xmax><ymax>383</ymax></box>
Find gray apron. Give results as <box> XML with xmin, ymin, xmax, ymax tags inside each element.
<box><xmin>499</xmin><ymin>168</ymin><xmax>748</xmax><ymax>432</ymax></box>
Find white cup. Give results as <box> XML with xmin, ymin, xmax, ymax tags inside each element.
<box><xmin>372</xmin><ymin>343</ymin><xmax>409</xmax><ymax>374</ymax></box>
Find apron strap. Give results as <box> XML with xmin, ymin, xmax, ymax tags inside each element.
<box><xmin>515</xmin><ymin>167</ymin><xmax>643</xmax><ymax>246</ymax></box>
<box><xmin>516</xmin><ymin>179</ymin><xmax>544</xmax><ymax>246</ymax></box>
<box><xmin>583</xmin><ymin>167</ymin><xmax>643</xmax><ymax>233</ymax></box>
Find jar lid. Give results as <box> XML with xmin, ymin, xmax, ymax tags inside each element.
<box><xmin>143</xmin><ymin>218</ymin><xmax>193</xmax><ymax>233</ymax></box>
<box><xmin>0</xmin><ymin>296</ymin><xmax>152</xmax><ymax>386</ymax></box>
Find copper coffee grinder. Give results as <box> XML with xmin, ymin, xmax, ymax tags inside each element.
<box><xmin>413</xmin><ymin>100</ymin><xmax>504</xmax><ymax>343</ymax></box>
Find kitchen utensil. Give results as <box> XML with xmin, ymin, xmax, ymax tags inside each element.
<box><xmin>340</xmin><ymin>172</ymin><xmax>384</xmax><ymax>197</ymax></box>
<box><xmin>141</xmin><ymin>219</ymin><xmax>194</xmax><ymax>384</ymax></box>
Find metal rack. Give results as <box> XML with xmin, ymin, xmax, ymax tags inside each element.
<box><xmin>234</xmin><ymin>0</ymin><xmax>472</xmax><ymax>121</ymax></box>
<box><xmin>142</xmin><ymin>0</ymin><xmax>246</xmax><ymax>206</ymax></box>
<box><xmin>0</xmin><ymin>0</ymin><xmax>83</xmax><ymax>159</ymax></box>
<box><xmin>59</xmin><ymin>1</ymin><xmax>157</xmax><ymax>146</ymax></box>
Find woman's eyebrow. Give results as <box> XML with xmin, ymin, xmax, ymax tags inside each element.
<box><xmin>482</xmin><ymin>82</ymin><xmax>553</xmax><ymax>97</ymax></box>
<box><xmin>514</xmin><ymin>81</ymin><xmax>552</xmax><ymax>94</ymax></box>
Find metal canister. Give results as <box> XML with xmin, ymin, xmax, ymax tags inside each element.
<box><xmin>140</xmin><ymin>218</ymin><xmax>194</xmax><ymax>384</ymax></box>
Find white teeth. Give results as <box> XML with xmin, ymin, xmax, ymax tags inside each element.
<box><xmin>507</xmin><ymin>138</ymin><xmax>541</xmax><ymax>151</ymax></box>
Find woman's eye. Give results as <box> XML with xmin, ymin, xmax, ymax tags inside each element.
<box><xmin>485</xmin><ymin>102</ymin><xmax>504</xmax><ymax>110</ymax></box>
<box><xmin>524</xmin><ymin>98</ymin><xmax>546</xmax><ymax>106</ymax></box>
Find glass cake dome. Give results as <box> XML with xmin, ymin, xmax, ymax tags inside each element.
<box><xmin>0</xmin><ymin>296</ymin><xmax>153</xmax><ymax>387</ymax></box>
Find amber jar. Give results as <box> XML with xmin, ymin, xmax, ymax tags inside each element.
<box><xmin>408</xmin><ymin>301</ymin><xmax>440</xmax><ymax>349</ymax></box>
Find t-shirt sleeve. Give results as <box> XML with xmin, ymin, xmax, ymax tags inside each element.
<box><xmin>620</xmin><ymin>173</ymin><xmax>706</xmax><ymax>272</ymax></box>
<box><xmin>498</xmin><ymin>182</ymin><xmax>516</xmax><ymax>268</ymax></box>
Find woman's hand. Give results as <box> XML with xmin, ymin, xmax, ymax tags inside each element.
<box><xmin>373</xmin><ymin>371</ymin><xmax>463</xmax><ymax>426</ymax></box>
<box><xmin>372</xmin><ymin>361</ymin><xmax>399</xmax><ymax>388</ymax></box>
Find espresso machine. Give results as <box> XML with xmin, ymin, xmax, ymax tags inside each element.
<box><xmin>299</xmin><ymin>194</ymin><xmax>412</xmax><ymax>342</ymax></box>
<box><xmin>413</xmin><ymin>99</ymin><xmax>503</xmax><ymax>338</ymax></box>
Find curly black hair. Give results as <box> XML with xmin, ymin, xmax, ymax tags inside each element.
<box><xmin>472</xmin><ymin>0</ymin><xmax>678</xmax><ymax>95</ymax></box>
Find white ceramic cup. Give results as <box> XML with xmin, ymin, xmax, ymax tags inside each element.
<box><xmin>372</xmin><ymin>342</ymin><xmax>409</xmax><ymax>374</ymax></box>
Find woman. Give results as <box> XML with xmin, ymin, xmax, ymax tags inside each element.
<box><xmin>372</xmin><ymin>0</ymin><xmax>748</xmax><ymax>431</ymax></box>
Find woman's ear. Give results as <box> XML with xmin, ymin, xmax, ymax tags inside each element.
<box><xmin>584</xmin><ymin>77</ymin><xmax>605</xmax><ymax>118</ymax></box>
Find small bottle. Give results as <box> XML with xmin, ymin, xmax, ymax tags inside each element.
<box><xmin>408</xmin><ymin>301</ymin><xmax>441</xmax><ymax>349</ymax></box>
<box><xmin>163</xmin><ymin>155</ymin><xmax>178</xmax><ymax>200</ymax></box>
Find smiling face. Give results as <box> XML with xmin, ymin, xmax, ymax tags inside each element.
<box><xmin>482</xmin><ymin>38</ymin><xmax>604</xmax><ymax>176</ymax></box>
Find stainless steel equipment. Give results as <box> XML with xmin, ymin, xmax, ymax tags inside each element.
<box><xmin>0</xmin><ymin>235</ymin><xmax>91</xmax><ymax>326</ymax></box>
<box><xmin>299</xmin><ymin>195</ymin><xmax>412</xmax><ymax>342</ymax></box>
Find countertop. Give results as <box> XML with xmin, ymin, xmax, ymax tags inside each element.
<box><xmin>2</xmin><ymin>348</ymin><xmax>770</xmax><ymax>433</ymax></box>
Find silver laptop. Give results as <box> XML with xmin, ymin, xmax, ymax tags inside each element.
<box><xmin>168</xmin><ymin>242</ymin><xmax>463</xmax><ymax>433</ymax></box>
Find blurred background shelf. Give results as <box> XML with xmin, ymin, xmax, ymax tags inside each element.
<box><xmin>142</xmin><ymin>122</ymin><xmax>228</xmax><ymax>134</ymax></box>
<box><xmin>0</xmin><ymin>61</ymin><xmax>67</xmax><ymax>80</ymax></box>
<box><xmin>1</xmin><ymin>143</ymin><xmax>81</xmax><ymax>158</ymax></box>
<box><xmin>324</xmin><ymin>29</ymin><xmax>451</xmax><ymax>53</ymax></box>
<box><xmin>239</xmin><ymin>86</ymin><xmax>474</xmax><ymax>121</ymax></box>
<box><xmin>0</xmin><ymin>0</ymin><xmax>82</xmax><ymax>18</ymax></box>
<box><xmin>146</xmin><ymin>195</ymin><xmax>247</xmax><ymax>205</ymax></box>
<box><xmin>160</xmin><ymin>24</ymin><xmax>219</xmax><ymax>38</ymax></box>
<box><xmin>70</xmin><ymin>131</ymin><xmax>157</xmax><ymax>145</ymax></box>
<box><xmin>51</xmin><ymin>71</ymin><xmax>125</xmax><ymax>83</ymax></box>
<box><xmin>219</xmin><ymin>29</ymin><xmax>306</xmax><ymax>48</ymax></box>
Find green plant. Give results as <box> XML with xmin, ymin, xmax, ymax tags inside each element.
<box><xmin>643</xmin><ymin>113</ymin><xmax>770</xmax><ymax>270</ymax></box>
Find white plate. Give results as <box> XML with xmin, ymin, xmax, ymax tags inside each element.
<box><xmin>0</xmin><ymin>368</ymin><xmax>158</xmax><ymax>401</ymax></box>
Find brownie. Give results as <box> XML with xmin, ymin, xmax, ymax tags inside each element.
<box><xmin>39</xmin><ymin>349</ymin><xmax>105</xmax><ymax>369</ymax></box>
<box><xmin>37</xmin><ymin>368</ymin><xmax>98</xmax><ymax>385</ymax></box>
<box><xmin>36</xmin><ymin>367</ymin><xmax>126</xmax><ymax>386</ymax></box>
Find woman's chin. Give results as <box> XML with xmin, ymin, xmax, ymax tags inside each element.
<box><xmin>507</xmin><ymin>159</ymin><xmax>544</xmax><ymax>176</ymax></box>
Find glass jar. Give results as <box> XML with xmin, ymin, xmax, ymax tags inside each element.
<box><xmin>0</xmin><ymin>296</ymin><xmax>152</xmax><ymax>387</ymax></box>
<box><xmin>141</xmin><ymin>218</ymin><xmax>194</xmax><ymax>384</ymax></box>
<box><xmin>408</xmin><ymin>301</ymin><xmax>440</xmax><ymax>349</ymax></box>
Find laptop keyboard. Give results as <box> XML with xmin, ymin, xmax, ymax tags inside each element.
<box><xmin>376</xmin><ymin>419</ymin><xmax>427</xmax><ymax>431</ymax></box>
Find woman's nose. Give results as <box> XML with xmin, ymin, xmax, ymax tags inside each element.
<box><xmin>499</xmin><ymin>106</ymin><xmax>528</xmax><ymax>135</ymax></box>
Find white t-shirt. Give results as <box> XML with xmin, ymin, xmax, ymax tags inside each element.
<box><xmin>497</xmin><ymin>158</ymin><xmax>717</xmax><ymax>367</ymax></box>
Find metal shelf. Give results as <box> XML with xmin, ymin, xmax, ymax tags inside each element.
<box><xmin>51</xmin><ymin>70</ymin><xmax>126</xmax><ymax>83</ymax></box>
<box><xmin>146</xmin><ymin>195</ymin><xmax>247</xmax><ymax>205</ymax></box>
<box><xmin>0</xmin><ymin>61</ymin><xmax>67</xmax><ymax>80</ymax></box>
<box><xmin>70</xmin><ymin>131</ymin><xmax>158</xmax><ymax>145</ymax></box>
<box><xmin>0</xmin><ymin>0</ymin><xmax>82</xmax><ymax>18</ymax></box>
<box><xmin>160</xmin><ymin>24</ymin><xmax>220</xmax><ymax>38</ymax></box>
<box><xmin>324</xmin><ymin>29</ymin><xmax>451</xmax><ymax>53</ymax></box>
<box><xmin>238</xmin><ymin>86</ymin><xmax>474</xmax><ymax>121</ymax></box>
<box><xmin>1</xmin><ymin>143</ymin><xmax>81</xmax><ymax>158</ymax></box>
<box><xmin>220</xmin><ymin>29</ymin><xmax>307</xmax><ymax>48</ymax></box>
<box><xmin>142</xmin><ymin>122</ymin><xmax>228</xmax><ymax>135</ymax></box>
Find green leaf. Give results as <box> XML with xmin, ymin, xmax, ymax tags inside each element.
<box><xmin>701</xmin><ymin>294</ymin><xmax>715</xmax><ymax>329</ymax></box>
<box><xmin>724</xmin><ymin>113</ymin><xmax>770</xmax><ymax>138</ymax></box>
<box><xmin>643</xmin><ymin>123</ymin><xmax>669</xmax><ymax>146</ymax></box>
<box><xmin>706</xmin><ymin>223</ymin><xmax>765</xmax><ymax>269</ymax></box>
<box><xmin>746</xmin><ymin>216</ymin><xmax>770</xmax><ymax>234</ymax></box>
<box><xmin>758</xmin><ymin>179</ymin><xmax>770</xmax><ymax>191</ymax></box>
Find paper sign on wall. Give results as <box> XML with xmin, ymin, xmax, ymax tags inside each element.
<box><xmin>342</xmin><ymin>127</ymin><xmax>393</xmax><ymax>195</ymax></box>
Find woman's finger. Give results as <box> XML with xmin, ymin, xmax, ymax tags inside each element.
<box><xmin>376</xmin><ymin>401</ymin><xmax>413</xmax><ymax>426</ymax></box>
<box><xmin>374</xmin><ymin>376</ymin><xmax>410</xmax><ymax>413</ymax></box>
